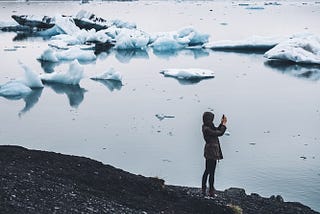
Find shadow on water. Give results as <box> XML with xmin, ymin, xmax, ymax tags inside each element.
<box><xmin>91</xmin><ymin>79</ymin><xmax>122</xmax><ymax>91</ymax></box>
<box><xmin>0</xmin><ymin>88</ymin><xmax>43</xmax><ymax>116</ymax></box>
<box><xmin>209</xmin><ymin>48</ymin><xmax>268</xmax><ymax>55</ymax></box>
<box><xmin>163</xmin><ymin>76</ymin><xmax>214</xmax><ymax>85</ymax></box>
<box><xmin>12</xmin><ymin>32</ymin><xmax>51</xmax><ymax>42</ymax></box>
<box><xmin>264</xmin><ymin>60</ymin><xmax>320</xmax><ymax>81</ymax></box>
<box><xmin>19</xmin><ymin>88</ymin><xmax>43</xmax><ymax>117</ymax></box>
<box><xmin>114</xmin><ymin>49</ymin><xmax>149</xmax><ymax>63</ymax></box>
<box><xmin>44</xmin><ymin>82</ymin><xmax>87</xmax><ymax>108</ymax></box>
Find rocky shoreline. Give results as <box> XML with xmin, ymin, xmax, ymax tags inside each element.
<box><xmin>0</xmin><ymin>145</ymin><xmax>318</xmax><ymax>214</ymax></box>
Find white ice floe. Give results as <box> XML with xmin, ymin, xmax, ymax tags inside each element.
<box><xmin>204</xmin><ymin>35</ymin><xmax>284</xmax><ymax>51</ymax></box>
<box><xmin>50</xmin><ymin>27</ymin><xmax>111</xmax><ymax>46</ymax></box>
<box><xmin>39</xmin><ymin>47</ymin><xmax>96</xmax><ymax>62</ymax></box>
<box><xmin>160</xmin><ymin>68</ymin><xmax>214</xmax><ymax>79</ymax></box>
<box><xmin>151</xmin><ymin>27</ymin><xmax>209</xmax><ymax>51</ymax></box>
<box><xmin>18</xmin><ymin>62</ymin><xmax>44</xmax><ymax>88</ymax></box>
<box><xmin>0</xmin><ymin>81</ymin><xmax>32</xmax><ymax>98</ymax></box>
<box><xmin>114</xmin><ymin>28</ymin><xmax>151</xmax><ymax>50</ymax></box>
<box><xmin>40</xmin><ymin>60</ymin><xmax>84</xmax><ymax>85</ymax></box>
<box><xmin>54</xmin><ymin>15</ymin><xmax>80</xmax><ymax>36</ymax></box>
<box><xmin>90</xmin><ymin>68</ymin><xmax>122</xmax><ymax>82</ymax></box>
<box><xmin>264</xmin><ymin>34</ymin><xmax>320</xmax><ymax>64</ymax></box>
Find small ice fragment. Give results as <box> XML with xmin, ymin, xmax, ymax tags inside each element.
<box><xmin>90</xmin><ymin>68</ymin><xmax>122</xmax><ymax>82</ymax></box>
<box><xmin>155</xmin><ymin>114</ymin><xmax>175</xmax><ymax>121</ymax></box>
<box><xmin>246</xmin><ymin>6</ymin><xmax>265</xmax><ymax>10</ymax></box>
<box><xmin>249</xmin><ymin>142</ymin><xmax>256</xmax><ymax>145</ymax></box>
<box><xmin>4</xmin><ymin>48</ymin><xmax>17</xmax><ymax>51</ymax></box>
<box><xmin>160</xmin><ymin>68</ymin><xmax>214</xmax><ymax>80</ymax></box>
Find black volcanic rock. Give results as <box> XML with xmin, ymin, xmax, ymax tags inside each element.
<box><xmin>0</xmin><ymin>146</ymin><xmax>318</xmax><ymax>214</ymax></box>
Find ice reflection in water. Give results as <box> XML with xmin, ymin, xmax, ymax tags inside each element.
<box><xmin>264</xmin><ymin>60</ymin><xmax>320</xmax><ymax>81</ymax></box>
<box><xmin>91</xmin><ymin>79</ymin><xmax>122</xmax><ymax>92</ymax></box>
<box><xmin>19</xmin><ymin>88</ymin><xmax>43</xmax><ymax>116</ymax></box>
<box><xmin>44</xmin><ymin>82</ymin><xmax>86</xmax><ymax>108</ymax></box>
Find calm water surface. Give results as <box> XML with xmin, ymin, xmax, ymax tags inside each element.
<box><xmin>0</xmin><ymin>1</ymin><xmax>320</xmax><ymax>211</ymax></box>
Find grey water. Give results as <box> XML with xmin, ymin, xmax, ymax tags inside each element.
<box><xmin>0</xmin><ymin>0</ymin><xmax>320</xmax><ymax>211</ymax></box>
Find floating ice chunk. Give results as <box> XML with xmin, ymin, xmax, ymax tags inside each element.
<box><xmin>204</xmin><ymin>36</ymin><xmax>284</xmax><ymax>51</ymax></box>
<box><xmin>90</xmin><ymin>68</ymin><xmax>122</xmax><ymax>82</ymax></box>
<box><xmin>160</xmin><ymin>68</ymin><xmax>214</xmax><ymax>79</ymax></box>
<box><xmin>11</xmin><ymin>15</ymin><xmax>55</xmax><ymax>29</ymax></box>
<box><xmin>151</xmin><ymin>27</ymin><xmax>209</xmax><ymax>51</ymax></box>
<box><xmin>114</xmin><ymin>28</ymin><xmax>150</xmax><ymax>50</ymax></box>
<box><xmin>176</xmin><ymin>27</ymin><xmax>209</xmax><ymax>46</ymax></box>
<box><xmin>246</xmin><ymin>6</ymin><xmax>265</xmax><ymax>9</ymax></box>
<box><xmin>18</xmin><ymin>62</ymin><xmax>44</xmax><ymax>88</ymax></box>
<box><xmin>155</xmin><ymin>114</ymin><xmax>175</xmax><ymax>121</ymax></box>
<box><xmin>39</xmin><ymin>47</ymin><xmax>96</xmax><ymax>62</ymax></box>
<box><xmin>54</xmin><ymin>15</ymin><xmax>80</xmax><ymax>35</ymax></box>
<box><xmin>40</xmin><ymin>60</ymin><xmax>84</xmax><ymax>85</ymax></box>
<box><xmin>0</xmin><ymin>81</ymin><xmax>32</xmax><ymax>98</ymax></box>
<box><xmin>264</xmin><ymin>34</ymin><xmax>320</xmax><ymax>64</ymax></box>
<box><xmin>74</xmin><ymin>10</ymin><xmax>136</xmax><ymax>30</ymax></box>
<box><xmin>39</xmin><ymin>49</ymin><xmax>59</xmax><ymax>62</ymax></box>
<box><xmin>264</xmin><ymin>2</ymin><xmax>281</xmax><ymax>6</ymax></box>
<box><xmin>151</xmin><ymin>36</ymin><xmax>187</xmax><ymax>52</ymax></box>
<box><xmin>48</xmin><ymin>40</ymin><xmax>69</xmax><ymax>50</ymax></box>
<box><xmin>51</xmin><ymin>27</ymin><xmax>111</xmax><ymax>46</ymax></box>
<box><xmin>111</xmin><ymin>19</ymin><xmax>136</xmax><ymax>29</ymax></box>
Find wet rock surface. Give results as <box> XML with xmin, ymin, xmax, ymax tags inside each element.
<box><xmin>0</xmin><ymin>146</ymin><xmax>318</xmax><ymax>214</ymax></box>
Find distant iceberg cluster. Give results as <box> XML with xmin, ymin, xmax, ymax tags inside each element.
<box><xmin>6</xmin><ymin>10</ymin><xmax>211</xmax><ymax>63</ymax></box>
<box><xmin>1</xmin><ymin>8</ymin><xmax>320</xmax><ymax>114</ymax></box>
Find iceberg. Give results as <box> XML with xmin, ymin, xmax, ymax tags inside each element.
<box><xmin>40</xmin><ymin>60</ymin><xmax>84</xmax><ymax>85</ymax></box>
<box><xmin>151</xmin><ymin>27</ymin><xmax>209</xmax><ymax>51</ymax></box>
<box><xmin>160</xmin><ymin>68</ymin><xmax>215</xmax><ymax>80</ymax></box>
<box><xmin>39</xmin><ymin>47</ymin><xmax>96</xmax><ymax>62</ymax></box>
<box><xmin>74</xmin><ymin>10</ymin><xmax>136</xmax><ymax>31</ymax></box>
<box><xmin>90</xmin><ymin>68</ymin><xmax>122</xmax><ymax>82</ymax></box>
<box><xmin>11</xmin><ymin>15</ymin><xmax>55</xmax><ymax>29</ymax></box>
<box><xmin>0</xmin><ymin>62</ymin><xmax>43</xmax><ymax>98</ymax></box>
<box><xmin>19</xmin><ymin>62</ymin><xmax>44</xmax><ymax>88</ymax></box>
<box><xmin>114</xmin><ymin>28</ymin><xmax>151</xmax><ymax>50</ymax></box>
<box><xmin>0</xmin><ymin>81</ymin><xmax>32</xmax><ymax>98</ymax></box>
<box><xmin>204</xmin><ymin>36</ymin><xmax>283</xmax><ymax>52</ymax></box>
<box><xmin>264</xmin><ymin>34</ymin><xmax>320</xmax><ymax>64</ymax></box>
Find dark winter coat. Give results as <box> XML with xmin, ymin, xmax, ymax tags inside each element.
<box><xmin>202</xmin><ymin>123</ymin><xmax>226</xmax><ymax>160</ymax></box>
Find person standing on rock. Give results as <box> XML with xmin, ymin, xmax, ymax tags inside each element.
<box><xmin>201</xmin><ymin>111</ymin><xmax>227</xmax><ymax>197</ymax></box>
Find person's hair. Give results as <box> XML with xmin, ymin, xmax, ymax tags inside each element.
<box><xmin>203</xmin><ymin>112</ymin><xmax>214</xmax><ymax>125</ymax></box>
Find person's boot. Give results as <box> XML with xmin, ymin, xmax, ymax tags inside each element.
<box><xmin>202</xmin><ymin>185</ymin><xmax>206</xmax><ymax>196</ymax></box>
<box><xmin>209</xmin><ymin>188</ymin><xmax>216</xmax><ymax>197</ymax></box>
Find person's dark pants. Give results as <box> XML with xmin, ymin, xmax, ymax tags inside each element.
<box><xmin>202</xmin><ymin>159</ymin><xmax>217</xmax><ymax>191</ymax></box>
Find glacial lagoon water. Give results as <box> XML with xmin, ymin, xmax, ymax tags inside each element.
<box><xmin>0</xmin><ymin>1</ymin><xmax>320</xmax><ymax>211</ymax></box>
